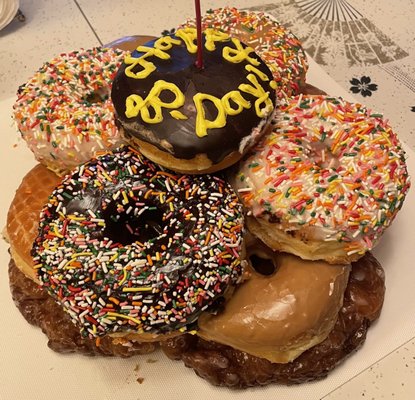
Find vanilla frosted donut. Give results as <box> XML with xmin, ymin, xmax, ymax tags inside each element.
<box><xmin>234</xmin><ymin>95</ymin><xmax>410</xmax><ymax>263</ymax></box>
<box><xmin>13</xmin><ymin>47</ymin><xmax>127</xmax><ymax>175</ymax></box>
<box><xmin>180</xmin><ymin>6</ymin><xmax>308</xmax><ymax>98</ymax></box>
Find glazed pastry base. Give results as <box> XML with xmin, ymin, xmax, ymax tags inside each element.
<box><xmin>8</xmin><ymin>258</ymin><xmax>158</xmax><ymax>356</ymax></box>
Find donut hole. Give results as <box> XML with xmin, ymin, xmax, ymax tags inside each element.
<box><xmin>249</xmin><ymin>254</ymin><xmax>278</xmax><ymax>276</ymax></box>
<box><xmin>204</xmin><ymin>296</ymin><xmax>226</xmax><ymax>315</ymax></box>
<box><xmin>84</xmin><ymin>87</ymin><xmax>111</xmax><ymax>104</ymax></box>
<box><xmin>308</xmin><ymin>141</ymin><xmax>341</xmax><ymax>170</ymax></box>
<box><xmin>102</xmin><ymin>203</ymin><xmax>164</xmax><ymax>246</ymax></box>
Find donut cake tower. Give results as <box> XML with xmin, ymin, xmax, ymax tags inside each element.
<box><xmin>5</xmin><ymin>6</ymin><xmax>410</xmax><ymax>388</ymax></box>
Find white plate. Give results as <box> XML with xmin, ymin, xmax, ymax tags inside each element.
<box><xmin>1</xmin><ymin>61</ymin><xmax>414</xmax><ymax>400</ymax></box>
<box><xmin>0</xmin><ymin>0</ymin><xmax>19</xmax><ymax>31</ymax></box>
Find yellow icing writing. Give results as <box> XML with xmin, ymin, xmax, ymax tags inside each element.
<box><xmin>194</xmin><ymin>93</ymin><xmax>227</xmax><ymax>137</ymax></box>
<box><xmin>239</xmin><ymin>73</ymin><xmax>273</xmax><ymax>117</ymax></box>
<box><xmin>204</xmin><ymin>28</ymin><xmax>230</xmax><ymax>51</ymax></box>
<box><xmin>223</xmin><ymin>38</ymin><xmax>260</xmax><ymax>66</ymax></box>
<box><xmin>175</xmin><ymin>28</ymin><xmax>198</xmax><ymax>54</ymax></box>
<box><xmin>125</xmin><ymin>80</ymin><xmax>185</xmax><ymax>122</ymax></box>
<box><xmin>222</xmin><ymin>91</ymin><xmax>251</xmax><ymax>116</ymax></box>
<box><xmin>170</xmin><ymin>110</ymin><xmax>188</xmax><ymax>120</ymax></box>
<box><xmin>174</xmin><ymin>28</ymin><xmax>231</xmax><ymax>54</ymax></box>
<box><xmin>270</xmin><ymin>80</ymin><xmax>278</xmax><ymax>89</ymax></box>
<box><xmin>122</xmin><ymin>28</ymin><xmax>275</xmax><ymax>135</ymax></box>
<box><xmin>192</xmin><ymin>64</ymin><xmax>273</xmax><ymax>136</ymax></box>
<box><xmin>124</xmin><ymin>46</ymin><xmax>171</xmax><ymax>79</ymax></box>
<box><xmin>154</xmin><ymin>36</ymin><xmax>181</xmax><ymax>51</ymax></box>
<box><xmin>124</xmin><ymin>30</ymin><xmax>261</xmax><ymax>82</ymax></box>
<box><xmin>245</xmin><ymin>64</ymin><xmax>269</xmax><ymax>82</ymax></box>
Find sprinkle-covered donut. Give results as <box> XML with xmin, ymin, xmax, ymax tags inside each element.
<box><xmin>32</xmin><ymin>146</ymin><xmax>244</xmax><ymax>338</ymax></box>
<box><xmin>13</xmin><ymin>47</ymin><xmax>127</xmax><ymax>175</ymax></box>
<box><xmin>180</xmin><ymin>7</ymin><xmax>308</xmax><ymax>98</ymax></box>
<box><xmin>111</xmin><ymin>28</ymin><xmax>277</xmax><ymax>174</ymax></box>
<box><xmin>234</xmin><ymin>95</ymin><xmax>410</xmax><ymax>264</ymax></box>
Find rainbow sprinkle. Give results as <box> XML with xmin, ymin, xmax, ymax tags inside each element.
<box><xmin>235</xmin><ymin>95</ymin><xmax>410</xmax><ymax>257</ymax></box>
<box><xmin>33</xmin><ymin>146</ymin><xmax>244</xmax><ymax>338</ymax></box>
<box><xmin>13</xmin><ymin>47</ymin><xmax>127</xmax><ymax>175</ymax></box>
<box><xmin>180</xmin><ymin>6</ymin><xmax>308</xmax><ymax>98</ymax></box>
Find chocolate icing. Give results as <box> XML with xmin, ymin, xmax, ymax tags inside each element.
<box><xmin>32</xmin><ymin>147</ymin><xmax>244</xmax><ymax>337</ymax></box>
<box><xmin>111</xmin><ymin>33</ymin><xmax>276</xmax><ymax>163</ymax></box>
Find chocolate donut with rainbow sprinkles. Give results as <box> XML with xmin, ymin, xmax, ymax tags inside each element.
<box><xmin>111</xmin><ymin>28</ymin><xmax>277</xmax><ymax>174</ymax></box>
<box><xmin>32</xmin><ymin>146</ymin><xmax>244</xmax><ymax>340</ymax></box>
<box><xmin>233</xmin><ymin>95</ymin><xmax>410</xmax><ymax>264</ymax></box>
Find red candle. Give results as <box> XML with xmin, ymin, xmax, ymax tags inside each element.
<box><xmin>194</xmin><ymin>0</ymin><xmax>204</xmax><ymax>69</ymax></box>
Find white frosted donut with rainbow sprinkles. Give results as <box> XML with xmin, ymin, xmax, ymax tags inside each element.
<box><xmin>13</xmin><ymin>47</ymin><xmax>127</xmax><ymax>175</ymax></box>
<box><xmin>234</xmin><ymin>95</ymin><xmax>410</xmax><ymax>264</ymax></box>
<box><xmin>180</xmin><ymin>6</ymin><xmax>308</xmax><ymax>98</ymax></box>
<box><xmin>182</xmin><ymin>7</ymin><xmax>308</xmax><ymax>97</ymax></box>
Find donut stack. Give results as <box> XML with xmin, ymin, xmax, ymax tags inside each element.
<box><xmin>5</xmin><ymin>6</ymin><xmax>410</xmax><ymax>389</ymax></box>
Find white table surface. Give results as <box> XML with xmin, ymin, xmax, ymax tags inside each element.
<box><xmin>0</xmin><ymin>1</ymin><xmax>414</xmax><ymax>399</ymax></box>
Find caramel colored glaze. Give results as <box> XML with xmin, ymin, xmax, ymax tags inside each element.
<box><xmin>104</xmin><ymin>35</ymin><xmax>157</xmax><ymax>52</ymax></box>
<box><xmin>161</xmin><ymin>252</ymin><xmax>385</xmax><ymax>387</ymax></box>
<box><xmin>111</xmin><ymin>33</ymin><xmax>276</xmax><ymax>164</ymax></box>
<box><xmin>197</xmin><ymin>252</ymin><xmax>350</xmax><ymax>363</ymax></box>
<box><xmin>6</xmin><ymin>164</ymin><xmax>61</xmax><ymax>282</ymax></box>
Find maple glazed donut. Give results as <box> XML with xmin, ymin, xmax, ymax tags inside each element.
<box><xmin>180</xmin><ymin>6</ymin><xmax>308</xmax><ymax>98</ymax></box>
<box><xmin>32</xmin><ymin>146</ymin><xmax>244</xmax><ymax>339</ymax></box>
<box><xmin>196</xmin><ymin>239</ymin><xmax>351</xmax><ymax>364</ymax></box>
<box><xmin>234</xmin><ymin>95</ymin><xmax>410</xmax><ymax>264</ymax></box>
<box><xmin>111</xmin><ymin>28</ymin><xmax>277</xmax><ymax>174</ymax></box>
<box><xmin>104</xmin><ymin>35</ymin><xmax>157</xmax><ymax>52</ymax></box>
<box><xmin>13</xmin><ymin>47</ymin><xmax>127</xmax><ymax>175</ymax></box>
<box><xmin>161</xmin><ymin>251</ymin><xmax>386</xmax><ymax>387</ymax></box>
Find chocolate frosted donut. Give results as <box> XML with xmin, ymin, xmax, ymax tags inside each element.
<box><xmin>111</xmin><ymin>28</ymin><xmax>277</xmax><ymax>174</ymax></box>
<box><xmin>300</xmin><ymin>83</ymin><xmax>327</xmax><ymax>95</ymax></box>
<box><xmin>32</xmin><ymin>146</ymin><xmax>244</xmax><ymax>339</ymax></box>
<box><xmin>161</xmin><ymin>252</ymin><xmax>385</xmax><ymax>387</ymax></box>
